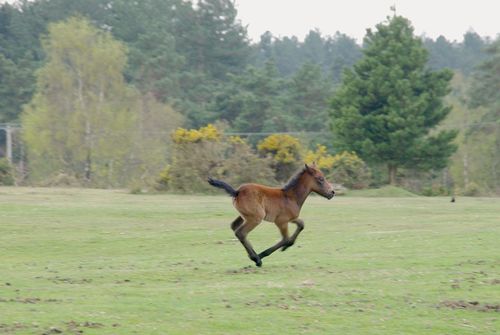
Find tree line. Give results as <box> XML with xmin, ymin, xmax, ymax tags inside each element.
<box><xmin>0</xmin><ymin>0</ymin><xmax>491</xmax><ymax>127</ymax></box>
<box><xmin>0</xmin><ymin>0</ymin><xmax>499</xmax><ymax>194</ymax></box>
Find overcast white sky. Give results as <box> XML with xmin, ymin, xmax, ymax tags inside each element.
<box><xmin>1</xmin><ymin>0</ymin><xmax>498</xmax><ymax>43</ymax></box>
<box><xmin>234</xmin><ymin>0</ymin><xmax>500</xmax><ymax>43</ymax></box>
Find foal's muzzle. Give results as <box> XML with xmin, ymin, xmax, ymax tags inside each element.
<box><xmin>326</xmin><ymin>190</ymin><xmax>335</xmax><ymax>199</ymax></box>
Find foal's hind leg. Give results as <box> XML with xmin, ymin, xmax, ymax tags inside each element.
<box><xmin>230</xmin><ymin>216</ymin><xmax>244</xmax><ymax>231</ymax></box>
<box><xmin>258</xmin><ymin>223</ymin><xmax>289</xmax><ymax>259</ymax></box>
<box><xmin>234</xmin><ymin>217</ymin><xmax>262</xmax><ymax>267</ymax></box>
<box><xmin>281</xmin><ymin>218</ymin><xmax>304</xmax><ymax>251</ymax></box>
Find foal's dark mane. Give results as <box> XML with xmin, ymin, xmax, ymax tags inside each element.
<box><xmin>282</xmin><ymin>166</ymin><xmax>308</xmax><ymax>192</ymax></box>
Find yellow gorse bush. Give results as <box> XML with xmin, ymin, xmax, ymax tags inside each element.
<box><xmin>257</xmin><ymin>134</ymin><xmax>302</xmax><ymax>163</ymax></box>
<box><xmin>172</xmin><ymin>124</ymin><xmax>221</xmax><ymax>143</ymax></box>
<box><xmin>304</xmin><ymin>144</ymin><xmax>335</xmax><ymax>170</ymax></box>
<box><xmin>331</xmin><ymin>151</ymin><xmax>364</xmax><ymax>169</ymax></box>
<box><xmin>305</xmin><ymin>146</ymin><xmax>364</xmax><ymax>171</ymax></box>
<box><xmin>228</xmin><ymin>135</ymin><xmax>246</xmax><ymax>145</ymax></box>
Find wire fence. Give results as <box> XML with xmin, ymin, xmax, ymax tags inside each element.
<box><xmin>1</xmin><ymin>121</ymin><xmax>499</xmax><ymax>187</ymax></box>
<box><xmin>2</xmin><ymin>121</ymin><xmax>499</xmax><ymax>159</ymax></box>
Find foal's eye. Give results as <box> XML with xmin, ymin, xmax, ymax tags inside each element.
<box><xmin>317</xmin><ymin>177</ymin><xmax>324</xmax><ymax>184</ymax></box>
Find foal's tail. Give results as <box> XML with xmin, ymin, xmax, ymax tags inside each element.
<box><xmin>207</xmin><ymin>177</ymin><xmax>239</xmax><ymax>197</ymax></box>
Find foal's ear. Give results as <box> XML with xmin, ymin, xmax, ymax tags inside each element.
<box><xmin>305</xmin><ymin>163</ymin><xmax>313</xmax><ymax>174</ymax></box>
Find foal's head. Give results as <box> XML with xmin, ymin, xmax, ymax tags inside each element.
<box><xmin>304</xmin><ymin>163</ymin><xmax>335</xmax><ymax>199</ymax></box>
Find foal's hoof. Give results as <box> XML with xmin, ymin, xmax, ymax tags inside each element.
<box><xmin>251</xmin><ymin>256</ymin><xmax>262</xmax><ymax>267</ymax></box>
<box><xmin>281</xmin><ymin>241</ymin><xmax>294</xmax><ymax>251</ymax></box>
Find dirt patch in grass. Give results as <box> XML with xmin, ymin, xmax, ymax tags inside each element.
<box><xmin>42</xmin><ymin>327</ymin><xmax>63</xmax><ymax>334</ymax></box>
<box><xmin>0</xmin><ymin>322</ymin><xmax>29</xmax><ymax>333</ymax></box>
<box><xmin>42</xmin><ymin>321</ymin><xmax>106</xmax><ymax>335</ymax></box>
<box><xmin>48</xmin><ymin>277</ymin><xmax>93</xmax><ymax>285</ymax></box>
<box><xmin>0</xmin><ymin>297</ymin><xmax>61</xmax><ymax>304</ymax></box>
<box><xmin>439</xmin><ymin>300</ymin><xmax>500</xmax><ymax>312</ymax></box>
<box><xmin>226</xmin><ymin>265</ymin><xmax>265</xmax><ymax>274</ymax></box>
<box><xmin>66</xmin><ymin>320</ymin><xmax>105</xmax><ymax>331</ymax></box>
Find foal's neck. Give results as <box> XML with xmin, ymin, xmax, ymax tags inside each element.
<box><xmin>288</xmin><ymin>177</ymin><xmax>312</xmax><ymax>209</ymax></box>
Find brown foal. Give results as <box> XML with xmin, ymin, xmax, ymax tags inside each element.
<box><xmin>208</xmin><ymin>163</ymin><xmax>335</xmax><ymax>267</ymax></box>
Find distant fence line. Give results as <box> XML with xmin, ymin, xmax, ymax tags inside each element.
<box><xmin>2</xmin><ymin>121</ymin><xmax>498</xmax><ymax>135</ymax></box>
<box><xmin>1</xmin><ymin>121</ymin><xmax>499</xmax><ymax>163</ymax></box>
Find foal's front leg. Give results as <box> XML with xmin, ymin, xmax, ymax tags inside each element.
<box><xmin>281</xmin><ymin>218</ymin><xmax>304</xmax><ymax>251</ymax></box>
<box><xmin>258</xmin><ymin>223</ymin><xmax>289</xmax><ymax>260</ymax></box>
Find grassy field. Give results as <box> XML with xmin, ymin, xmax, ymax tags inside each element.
<box><xmin>0</xmin><ymin>187</ymin><xmax>499</xmax><ymax>334</ymax></box>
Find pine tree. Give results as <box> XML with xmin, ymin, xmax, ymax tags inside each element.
<box><xmin>468</xmin><ymin>38</ymin><xmax>500</xmax><ymax>192</ymax></box>
<box><xmin>330</xmin><ymin>15</ymin><xmax>457</xmax><ymax>184</ymax></box>
<box><xmin>0</xmin><ymin>54</ymin><xmax>34</xmax><ymax>122</ymax></box>
<box><xmin>212</xmin><ymin>61</ymin><xmax>288</xmax><ymax>133</ymax></box>
<box><xmin>324</xmin><ymin>32</ymin><xmax>362</xmax><ymax>84</ymax></box>
<box><xmin>286</xmin><ymin>62</ymin><xmax>332</xmax><ymax>131</ymax></box>
<box><xmin>194</xmin><ymin>0</ymin><xmax>250</xmax><ymax>80</ymax></box>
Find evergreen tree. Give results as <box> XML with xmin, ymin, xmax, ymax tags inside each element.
<box><xmin>254</xmin><ymin>31</ymin><xmax>274</xmax><ymax>67</ymax></box>
<box><xmin>469</xmin><ymin>38</ymin><xmax>500</xmax><ymax>113</ymax></box>
<box><xmin>459</xmin><ymin>31</ymin><xmax>488</xmax><ymax>75</ymax></box>
<box><xmin>330</xmin><ymin>15</ymin><xmax>457</xmax><ymax>184</ymax></box>
<box><xmin>302</xmin><ymin>29</ymin><xmax>325</xmax><ymax>65</ymax></box>
<box><xmin>286</xmin><ymin>62</ymin><xmax>332</xmax><ymax>131</ymax></box>
<box><xmin>126</xmin><ymin>28</ymin><xmax>184</xmax><ymax>102</ymax></box>
<box><xmin>467</xmin><ymin>38</ymin><xmax>500</xmax><ymax>192</ymax></box>
<box><xmin>194</xmin><ymin>0</ymin><xmax>251</xmax><ymax>80</ymax></box>
<box><xmin>324</xmin><ymin>32</ymin><xmax>362</xmax><ymax>84</ymax></box>
<box><xmin>0</xmin><ymin>3</ymin><xmax>39</xmax><ymax>122</ymax></box>
<box><xmin>212</xmin><ymin>61</ymin><xmax>288</xmax><ymax>133</ymax></box>
<box><xmin>425</xmin><ymin>35</ymin><xmax>458</xmax><ymax>70</ymax></box>
<box><xmin>271</xmin><ymin>36</ymin><xmax>303</xmax><ymax>76</ymax></box>
<box><xmin>424</xmin><ymin>33</ymin><xmax>489</xmax><ymax>74</ymax></box>
<box><xmin>0</xmin><ymin>54</ymin><xmax>34</xmax><ymax>122</ymax></box>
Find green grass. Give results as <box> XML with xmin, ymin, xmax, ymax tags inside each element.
<box><xmin>345</xmin><ymin>185</ymin><xmax>418</xmax><ymax>197</ymax></box>
<box><xmin>0</xmin><ymin>187</ymin><xmax>499</xmax><ymax>334</ymax></box>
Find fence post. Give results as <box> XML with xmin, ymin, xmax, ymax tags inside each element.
<box><xmin>6</xmin><ymin>124</ymin><xmax>12</xmax><ymax>164</ymax></box>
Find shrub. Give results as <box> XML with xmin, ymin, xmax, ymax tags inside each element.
<box><xmin>330</xmin><ymin>151</ymin><xmax>371</xmax><ymax>189</ymax></box>
<box><xmin>464</xmin><ymin>182</ymin><xmax>481</xmax><ymax>196</ymax></box>
<box><xmin>155</xmin><ymin>165</ymin><xmax>171</xmax><ymax>191</ymax></box>
<box><xmin>40</xmin><ymin>172</ymin><xmax>81</xmax><ymax>187</ymax></box>
<box><xmin>169</xmin><ymin>140</ymin><xmax>226</xmax><ymax>193</ymax></box>
<box><xmin>257</xmin><ymin>134</ymin><xmax>303</xmax><ymax>182</ymax></box>
<box><xmin>172</xmin><ymin>124</ymin><xmax>221</xmax><ymax>143</ymax></box>
<box><xmin>304</xmin><ymin>144</ymin><xmax>335</xmax><ymax>171</ymax></box>
<box><xmin>421</xmin><ymin>184</ymin><xmax>449</xmax><ymax>196</ymax></box>
<box><xmin>166</xmin><ymin>126</ymin><xmax>275</xmax><ymax>193</ymax></box>
<box><xmin>0</xmin><ymin>158</ymin><xmax>15</xmax><ymax>185</ymax></box>
<box><xmin>128</xmin><ymin>181</ymin><xmax>144</xmax><ymax>194</ymax></box>
<box><xmin>220</xmin><ymin>140</ymin><xmax>276</xmax><ymax>187</ymax></box>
